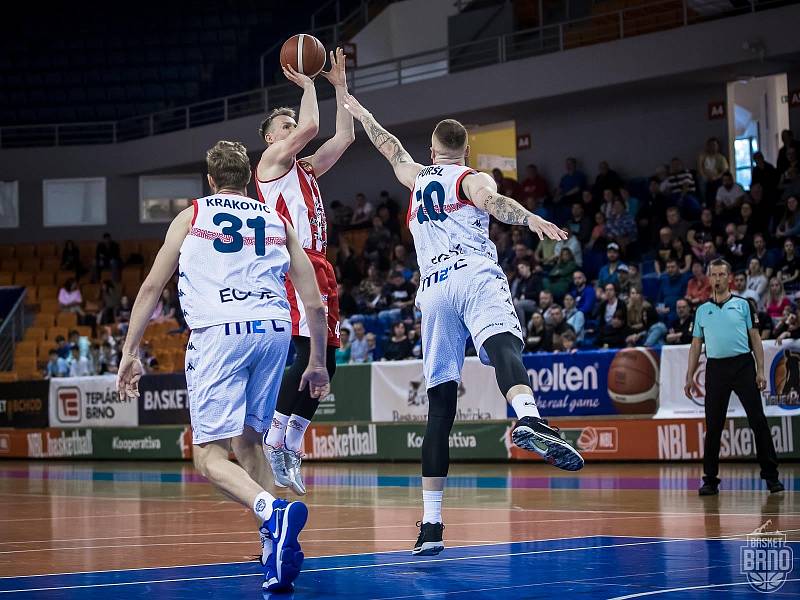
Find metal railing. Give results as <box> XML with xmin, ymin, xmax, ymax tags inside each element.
<box><xmin>0</xmin><ymin>289</ymin><xmax>27</xmax><ymax>371</ymax></box>
<box><xmin>0</xmin><ymin>0</ymin><xmax>792</xmax><ymax>149</ymax></box>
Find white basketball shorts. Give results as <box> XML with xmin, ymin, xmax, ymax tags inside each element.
<box><xmin>185</xmin><ymin>319</ymin><xmax>292</xmax><ymax>444</ymax></box>
<box><xmin>415</xmin><ymin>255</ymin><xmax>523</xmax><ymax>389</ymax></box>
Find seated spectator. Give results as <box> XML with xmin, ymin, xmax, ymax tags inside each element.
<box><xmin>548</xmin><ymin>304</ymin><xmax>574</xmax><ymax>349</ymax></box>
<box><xmin>592</xmin><ymin>161</ymin><xmax>623</xmax><ymax>199</ymax></box>
<box><xmin>545</xmin><ymin>248</ymin><xmax>578</xmax><ymax>301</ymax></box>
<box><xmin>765</xmin><ymin>277</ymin><xmax>792</xmax><ymax>325</ymax></box>
<box><xmin>745</xmin><ymin>183</ymin><xmax>771</xmax><ymax>232</ymax></box>
<box><xmin>562</xmin><ymin>293</ymin><xmax>585</xmax><ymax>340</ymax></box>
<box><xmin>670</xmin><ymin>237</ymin><xmax>692</xmax><ymax>275</ymax></box>
<box><xmin>151</xmin><ymin>288</ymin><xmax>177</xmax><ymax>323</ymax></box>
<box><xmin>115</xmin><ymin>295</ymin><xmax>132</xmax><ymax>333</ymax></box>
<box><xmin>410</xmin><ymin>321</ymin><xmax>422</xmax><ymax>359</ymax></box>
<box><xmin>665</xmin><ymin>157</ymin><xmax>696</xmax><ymax>197</ymax></box>
<box><xmin>715</xmin><ymin>172</ymin><xmax>745</xmax><ymax>215</ymax></box>
<box><xmin>665</xmin><ymin>206</ymin><xmax>690</xmax><ymax>243</ymax></box>
<box><xmin>378</xmin><ymin>270</ymin><xmax>416</xmax><ymax>325</ymax></box>
<box><xmin>329</xmin><ymin>200</ymin><xmax>354</xmax><ymax>226</ymax></box>
<box><xmin>643</xmin><ymin>177</ymin><xmax>668</xmax><ymax>227</ymax></box>
<box><xmin>746</xmin><ymin>258</ymin><xmax>768</xmax><ymax>307</ymax></box>
<box><xmin>778</xmin><ymin>148</ymin><xmax>799</xmax><ymax>197</ymax></box>
<box><xmin>366</xmin><ymin>332</ymin><xmax>379</xmax><ymax>361</ymax></box>
<box><xmin>597</xmin><ymin>309</ymin><xmax>630</xmax><ymax>349</ymax></box>
<box><xmin>524</xmin><ymin>312</ymin><xmax>552</xmax><ymax>353</ymax></box>
<box><xmin>335</xmin><ymin>328</ymin><xmax>352</xmax><ymax>364</ymax></box>
<box><xmin>377</xmin><ymin>190</ymin><xmax>400</xmax><ymax>221</ymax></box>
<box><xmin>555</xmin><ymin>157</ymin><xmax>586</xmax><ymax>205</ymax></box>
<box><xmin>492</xmin><ymin>168</ymin><xmax>522</xmax><ymax>199</ymax></box>
<box><xmin>350</xmin><ymin>193</ymin><xmax>374</xmax><ymax>225</ymax></box>
<box><xmin>533</xmin><ymin>235</ymin><xmax>558</xmax><ymax>269</ymax></box>
<box><xmin>688</xmin><ymin>208</ymin><xmax>722</xmax><ymax>260</ymax></box>
<box><xmin>511</xmin><ymin>260</ymin><xmax>543</xmax><ymax>330</ymax></box>
<box><xmin>752</xmin><ymin>151</ymin><xmax>779</xmax><ymax>201</ymax></box>
<box><xmin>673</xmin><ymin>180</ymin><xmax>702</xmax><ymax>221</ymax></box>
<box><xmin>566</xmin><ymin>201</ymin><xmax>592</xmax><ymax>245</ymax></box>
<box><xmin>335</xmin><ymin>237</ymin><xmax>363</xmax><ymax>286</ymax></box>
<box><xmin>700</xmin><ymin>240</ymin><xmax>721</xmax><ymax>269</ymax></box>
<box><xmin>654</xmin><ymin>227</ymin><xmax>675</xmax><ymax>275</ymax></box>
<box><xmin>665</xmin><ymin>299</ymin><xmax>694</xmax><ymax>345</ymax></box>
<box><xmin>383</xmin><ymin>322</ymin><xmax>413</xmax><ymax>361</ymax></box>
<box><xmin>598</xmin><ymin>188</ymin><xmax>616</xmax><ymax>220</ymax></box>
<box><xmin>553</xmin><ymin>230</ymin><xmax>583</xmax><ymax>267</ymax></box>
<box><xmin>657</xmin><ymin>258</ymin><xmax>690</xmax><ymax>319</ymax></box>
<box><xmin>97</xmin><ymin>341</ymin><xmax>118</xmax><ymax>374</ymax></box>
<box><xmin>723</xmin><ymin>222</ymin><xmax>751</xmax><ymax>271</ymax></box>
<box><xmin>94</xmin><ymin>233</ymin><xmax>121</xmax><ymax>282</ymax></box>
<box><xmin>595</xmin><ymin>283</ymin><xmax>626</xmax><ymax>326</ymax></box>
<box><xmin>97</xmin><ymin>280</ymin><xmax>121</xmax><ymax>325</ymax></box>
<box><xmin>521</xmin><ymin>164</ymin><xmax>549</xmax><ymax>204</ymax></box>
<box><xmin>775</xmin><ymin>196</ymin><xmax>800</xmax><ymax>240</ymax></box>
<box><xmin>364</xmin><ymin>216</ymin><xmax>393</xmax><ymax>270</ymax></box>
<box><xmin>559</xmin><ymin>329</ymin><xmax>578</xmax><ymax>353</ymax></box>
<box><xmin>736</xmin><ymin>202</ymin><xmax>758</xmax><ymax>243</ymax></box>
<box><xmin>777</xmin><ymin>237</ymin><xmax>800</xmax><ymax>293</ymax></box>
<box><xmin>597</xmin><ymin>243</ymin><xmax>626</xmax><ymax>288</ymax></box>
<box><xmin>68</xmin><ymin>346</ymin><xmax>92</xmax><ymax>377</ymax></box>
<box><xmin>587</xmin><ymin>211</ymin><xmax>609</xmax><ymax>250</ymax></box>
<box><xmin>58</xmin><ymin>278</ymin><xmax>85</xmax><ymax>318</ymax></box>
<box><xmin>617</xmin><ymin>264</ymin><xmax>635</xmax><ymax>302</ymax></box>
<box><xmin>508</xmin><ymin>242</ymin><xmax>535</xmax><ymax>273</ymax></box>
<box><xmin>391</xmin><ymin>244</ymin><xmax>418</xmax><ymax>276</ymax></box>
<box><xmin>377</xmin><ymin>204</ymin><xmax>400</xmax><ymax>239</ymax></box>
<box><xmin>44</xmin><ymin>349</ymin><xmax>69</xmax><ymax>378</ymax></box>
<box><xmin>60</xmin><ymin>240</ymin><xmax>82</xmax><ymax>275</ymax></box>
<box><xmin>685</xmin><ymin>261</ymin><xmax>711</xmax><ymax>307</ymax></box>
<box><xmin>698</xmin><ymin>137</ymin><xmax>729</xmax><ymax>203</ymax></box>
<box><xmin>749</xmin><ymin>233</ymin><xmax>776</xmax><ymax>279</ymax></box>
<box><xmin>349</xmin><ymin>322</ymin><xmax>370</xmax><ymax>363</ymax></box>
<box><xmin>733</xmin><ymin>270</ymin><xmax>760</xmax><ymax>306</ymax></box>
<box><xmin>777</xmin><ymin>130</ymin><xmax>800</xmax><ymax>174</ymax></box>
<box><xmin>581</xmin><ymin>188</ymin><xmax>600</xmax><ymax>217</ymax></box>
<box><xmin>620</xmin><ymin>187</ymin><xmax>639</xmax><ymax>218</ymax></box>
<box><xmin>774</xmin><ymin>306</ymin><xmax>800</xmax><ymax>345</ymax></box>
<box><xmin>625</xmin><ymin>286</ymin><xmax>666</xmax><ymax>347</ymax></box>
<box><xmin>570</xmin><ymin>271</ymin><xmax>596</xmax><ymax>316</ymax></box>
<box><xmin>606</xmin><ymin>197</ymin><xmax>638</xmax><ymax>252</ymax></box>
<box><xmin>538</xmin><ymin>290</ymin><xmax>556</xmax><ymax>325</ymax></box>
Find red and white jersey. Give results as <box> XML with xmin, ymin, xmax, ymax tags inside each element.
<box><xmin>408</xmin><ymin>164</ymin><xmax>498</xmax><ymax>278</ymax></box>
<box><xmin>255</xmin><ymin>159</ymin><xmax>327</xmax><ymax>254</ymax></box>
<box><xmin>178</xmin><ymin>193</ymin><xmax>291</xmax><ymax>329</ymax></box>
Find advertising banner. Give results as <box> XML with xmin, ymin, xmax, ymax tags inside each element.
<box><xmin>48</xmin><ymin>375</ymin><xmax>137</xmax><ymax>427</ymax></box>
<box><xmin>316</xmin><ymin>364</ymin><xmax>372</xmax><ymax>422</ymax></box>
<box><xmin>0</xmin><ymin>380</ymin><xmax>49</xmax><ymax>428</ymax></box>
<box><xmin>370</xmin><ymin>358</ymin><xmax>507</xmax><ymax>423</ymax></box>
<box><xmin>137</xmin><ymin>374</ymin><xmax>190</xmax><ymax>425</ymax></box>
<box><xmin>521</xmin><ymin>347</ymin><xmax>661</xmax><ymax>417</ymax></box>
<box><xmin>658</xmin><ymin>341</ymin><xmax>800</xmax><ymax>419</ymax></box>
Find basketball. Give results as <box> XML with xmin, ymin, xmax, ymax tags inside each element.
<box><xmin>607</xmin><ymin>348</ymin><xmax>659</xmax><ymax>414</ymax></box>
<box><xmin>576</xmin><ymin>426</ymin><xmax>599</xmax><ymax>452</ymax></box>
<box><xmin>280</xmin><ymin>34</ymin><xmax>326</xmax><ymax>77</ymax></box>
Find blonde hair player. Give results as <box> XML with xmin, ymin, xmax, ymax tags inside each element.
<box><xmin>342</xmin><ymin>94</ymin><xmax>584</xmax><ymax>556</ymax></box>
<box><xmin>116</xmin><ymin>141</ymin><xmax>330</xmax><ymax>593</ymax></box>
<box><xmin>256</xmin><ymin>48</ymin><xmax>354</xmax><ymax>496</ymax></box>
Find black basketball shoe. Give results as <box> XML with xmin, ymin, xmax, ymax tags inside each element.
<box><xmin>512</xmin><ymin>416</ymin><xmax>584</xmax><ymax>471</ymax></box>
<box><xmin>698</xmin><ymin>482</ymin><xmax>719</xmax><ymax>496</ymax></box>
<box><xmin>767</xmin><ymin>479</ymin><xmax>785</xmax><ymax>494</ymax></box>
<box><xmin>412</xmin><ymin>521</ymin><xmax>444</xmax><ymax>556</ymax></box>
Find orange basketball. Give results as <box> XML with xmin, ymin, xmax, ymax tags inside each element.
<box><xmin>607</xmin><ymin>348</ymin><xmax>659</xmax><ymax>415</ymax></box>
<box><xmin>280</xmin><ymin>34</ymin><xmax>326</xmax><ymax>77</ymax></box>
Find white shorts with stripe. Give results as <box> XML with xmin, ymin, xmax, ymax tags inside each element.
<box><xmin>185</xmin><ymin>319</ymin><xmax>291</xmax><ymax>444</ymax></box>
<box><xmin>415</xmin><ymin>255</ymin><xmax>523</xmax><ymax>389</ymax></box>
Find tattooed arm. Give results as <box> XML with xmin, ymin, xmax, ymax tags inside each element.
<box><xmin>462</xmin><ymin>172</ymin><xmax>568</xmax><ymax>241</ymax></box>
<box><xmin>341</xmin><ymin>92</ymin><xmax>423</xmax><ymax>189</ymax></box>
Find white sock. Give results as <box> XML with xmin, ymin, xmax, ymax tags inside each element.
<box><xmin>422</xmin><ymin>490</ymin><xmax>443</xmax><ymax>524</ymax></box>
<box><xmin>284</xmin><ymin>414</ymin><xmax>311</xmax><ymax>452</ymax></box>
<box><xmin>253</xmin><ymin>490</ymin><xmax>275</xmax><ymax>523</ymax></box>
<box><xmin>511</xmin><ymin>394</ymin><xmax>540</xmax><ymax>419</ymax></box>
<box><xmin>264</xmin><ymin>411</ymin><xmax>290</xmax><ymax>448</ymax></box>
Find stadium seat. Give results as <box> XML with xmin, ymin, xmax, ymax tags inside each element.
<box><xmin>38</xmin><ymin>285</ymin><xmax>58</xmax><ymax>300</ymax></box>
<box><xmin>34</xmin><ymin>272</ymin><xmax>57</xmax><ymax>286</ymax></box>
<box><xmin>13</xmin><ymin>272</ymin><xmax>35</xmax><ymax>287</ymax></box>
<box><xmin>36</xmin><ymin>242</ymin><xmax>59</xmax><ymax>258</ymax></box>
<box><xmin>0</xmin><ymin>372</ymin><xmax>18</xmax><ymax>382</ymax></box>
<box><xmin>1</xmin><ymin>258</ymin><xmax>20</xmax><ymax>271</ymax></box>
<box><xmin>24</xmin><ymin>327</ymin><xmax>46</xmax><ymax>343</ymax></box>
<box><xmin>76</xmin><ymin>326</ymin><xmax>92</xmax><ymax>338</ymax></box>
<box><xmin>15</xmin><ymin>244</ymin><xmax>36</xmax><ymax>259</ymax></box>
<box><xmin>41</xmin><ymin>257</ymin><xmax>61</xmax><ymax>272</ymax></box>
<box><xmin>20</xmin><ymin>257</ymin><xmax>41</xmax><ymax>271</ymax></box>
<box><xmin>40</xmin><ymin>299</ymin><xmax>60</xmax><ymax>314</ymax></box>
<box><xmin>0</xmin><ymin>246</ymin><xmax>14</xmax><ymax>259</ymax></box>
<box><xmin>14</xmin><ymin>340</ymin><xmax>38</xmax><ymax>358</ymax></box>
<box><xmin>0</xmin><ymin>272</ymin><xmax>13</xmax><ymax>286</ymax></box>
<box><xmin>56</xmin><ymin>312</ymin><xmax>78</xmax><ymax>328</ymax></box>
<box><xmin>34</xmin><ymin>312</ymin><xmax>56</xmax><ymax>328</ymax></box>
<box><xmin>24</xmin><ymin>287</ymin><xmax>38</xmax><ymax>306</ymax></box>
<box><xmin>14</xmin><ymin>355</ymin><xmax>37</xmax><ymax>373</ymax></box>
<box><xmin>46</xmin><ymin>326</ymin><xmax>69</xmax><ymax>341</ymax></box>
<box><xmin>82</xmin><ymin>283</ymin><xmax>101</xmax><ymax>301</ymax></box>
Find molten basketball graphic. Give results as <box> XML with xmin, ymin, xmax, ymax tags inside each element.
<box><xmin>576</xmin><ymin>426</ymin><xmax>599</xmax><ymax>452</ymax></box>
<box><xmin>607</xmin><ymin>348</ymin><xmax>659</xmax><ymax>414</ymax></box>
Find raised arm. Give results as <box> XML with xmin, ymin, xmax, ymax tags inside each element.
<box><xmin>305</xmin><ymin>48</ymin><xmax>355</xmax><ymax>177</ymax></box>
<box><xmin>258</xmin><ymin>66</ymin><xmax>320</xmax><ymax>173</ymax></box>
<box><xmin>341</xmin><ymin>92</ymin><xmax>423</xmax><ymax>189</ymax></box>
<box><xmin>462</xmin><ymin>171</ymin><xmax>567</xmax><ymax>241</ymax></box>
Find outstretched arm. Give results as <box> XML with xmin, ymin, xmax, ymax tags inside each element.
<box><xmin>305</xmin><ymin>48</ymin><xmax>355</xmax><ymax>177</ymax></box>
<box><xmin>462</xmin><ymin>171</ymin><xmax>568</xmax><ymax>241</ymax></box>
<box><xmin>341</xmin><ymin>92</ymin><xmax>423</xmax><ymax>189</ymax></box>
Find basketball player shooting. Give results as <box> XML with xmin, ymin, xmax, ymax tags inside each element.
<box><xmin>256</xmin><ymin>48</ymin><xmax>354</xmax><ymax>496</ymax></box>
<box><xmin>342</xmin><ymin>93</ymin><xmax>585</xmax><ymax>556</ymax></box>
<box><xmin>115</xmin><ymin>141</ymin><xmax>329</xmax><ymax>592</ymax></box>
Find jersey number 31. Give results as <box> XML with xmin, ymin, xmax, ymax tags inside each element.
<box><xmin>213</xmin><ymin>212</ymin><xmax>269</xmax><ymax>255</ymax></box>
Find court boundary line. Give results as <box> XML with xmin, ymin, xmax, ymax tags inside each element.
<box><xmin>607</xmin><ymin>578</ymin><xmax>800</xmax><ymax>599</ymax></box>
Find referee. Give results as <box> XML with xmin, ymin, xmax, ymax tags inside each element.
<box><xmin>685</xmin><ymin>259</ymin><xmax>783</xmax><ymax>496</ymax></box>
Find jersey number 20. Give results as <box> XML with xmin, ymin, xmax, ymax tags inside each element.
<box><xmin>213</xmin><ymin>213</ymin><xmax>269</xmax><ymax>255</ymax></box>
<box><xmin>416</xmin><ymin>181</ymin><xmax>448</xmax><ymax>224</ymax></box>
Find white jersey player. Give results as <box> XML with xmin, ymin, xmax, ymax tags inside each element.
<box><xmin>115</xmin><ymin>141</ymin><xmax>328</xmax><ymax>593</ymax></box>
<box><xmin>342</xmin><ymin>94</ymin><xmax>584</xmax><ymax>557</ymax></box>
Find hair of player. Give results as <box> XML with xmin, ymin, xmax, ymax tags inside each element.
<box><xmin>432</xmin><ymin>119</ymin><xmax>467</xmax><ymax>152</ymax></box>
<box><xmin>259</xmin><ymin>107</ymin><xmax>296</xmax><ymax>141</ymax></box>
<box><xmin>206</xmin><ymin>140</ymin><xmax>251</xmax><ymax>190</ymax></box>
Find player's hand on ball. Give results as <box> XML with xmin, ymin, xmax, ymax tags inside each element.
<box><xmin>321</xmin><ymin>47</ymin><xmax>347</xmax><ymax>88</ymax></box>
<box><xmin>341</xmin><ymin>93</ymin><xmax>370</xmax><ymax>121</ymax></box>
<box><xmin>300</xmin><ymin>365</ymin><xmax>330</xmax><ymax>398</ymax></box>
<box><xmin>116</xmin><ymin>354</ymin><xmax>143</xmax><ymax>400</ymax></box>
<box><xmin>282</xmin><ymin>64</ymin><xmax>314</xmax><ymax>88</ymax></box>
<box><xmin>527</xmin><ymin>214</ymin><xmax>568</xmax><ymax>241</ymax></box>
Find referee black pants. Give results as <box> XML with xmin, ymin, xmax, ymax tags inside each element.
<box><xmin>703</xmin><ymin>353</ymin><xmax>779</xmax><ymax>485</ymax></box>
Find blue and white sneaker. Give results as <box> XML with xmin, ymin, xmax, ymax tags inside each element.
<box><xmin>512</xmin><ymin>416</ymin><xmax>584</xmax><ymax>471</ymax></box>
<box><xmin>260</xmin><ymin>529</ymin><xmax>292</xmax><ymax>593</ymax></box>
<box><xmin>260</xmin><ymin>499</ymin><xmax>308</xmax><ymax>590</ymax></box>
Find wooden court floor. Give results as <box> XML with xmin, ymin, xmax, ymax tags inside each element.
<box><xmin>0</xmin><ymin>460</ymin><xmax>798</xmax><ymax>598</ymax></box>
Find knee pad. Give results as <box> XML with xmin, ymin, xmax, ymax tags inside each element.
<box><xmin>482</xmin><ymin>332</ymin><xmax>529</xmax><ymax>397</ymax></box>
<box><xmin>421</xmin><ymin>381</ymin><xmax>458</xmax><ymax>478</ymax></box>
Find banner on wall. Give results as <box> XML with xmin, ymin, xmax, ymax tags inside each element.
<box><xmin>0</xmin><ymin>380</ymin><xmax>49</xmax><ymax>428</ymax></box>
<box><xmin>520</xmin><ymin>347</ymin><xmax>661</xmax><ymax>417</ymax></box>
<box><xmin>658</xmin><ymin>341</ymin><xmax>800</xmax><ymax>419</ymax></box>
<box><xmin>370</xmin><ymin>358</ymin><xmax>507</xmax><ymax>422</ymax></box>
<box><xmin>48</xmin><ymin>375</ymin><xmax>137</xmax><ymax>427</ymax></box>
<box><xmin>316</xmin><ymin>363</ymin><xmax>372</xmax><ymax>422</ymax></box>
<box><xmin>137</xmin><ymin>374</ymin><xmax>190</xmax><ymax>425</ymax></box>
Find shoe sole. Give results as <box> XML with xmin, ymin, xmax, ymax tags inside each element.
<box><xmin>275</xmin><ymin>501</ymin><xmax>308</xmax><ymax>587</ymax></box>
<box><xmin>412</xmin><ymin>541</ymin><xmax>445</xmax><ymax>556</ymax></box>
<box><xmin>698</xmin><ymin>490</ymin><xmax>719</xmax><ymax>496</ymax></box>
<box><xmin>512</xmin><ymin>425</ymin><xmax>584</xmax><ymax>471</ymax></box>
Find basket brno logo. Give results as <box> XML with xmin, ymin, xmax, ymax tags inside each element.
<box><xmin>56</xmin><ymin>387</ymin><xmax>81</xmax><ymax>423</ymax></box>
<box><xmin>740</xmin><ymin>521</ymin><xmax>793</xmax><ymax>593</ymax></box>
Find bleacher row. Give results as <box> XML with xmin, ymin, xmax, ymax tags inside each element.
<box><xmin>0</xmin><ymin>240</ymin><xmax>190</xmax><ymax>381</ymax></box>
